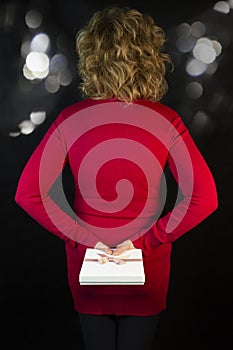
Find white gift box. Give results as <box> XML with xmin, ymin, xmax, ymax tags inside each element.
<box><xmin>79</xmin><ymin>248</ymin><xmax>145</xmax><ymax>285</ymax></box>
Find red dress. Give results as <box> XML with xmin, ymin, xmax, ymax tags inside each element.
<box><xmin>15</xmin><ymin>98</ymin><xmax>218</xmax><ymax>316</ymax></box>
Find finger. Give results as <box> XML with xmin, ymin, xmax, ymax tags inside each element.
<box><xmin>98</xmin><ymin>256</ymin><xmax>109</xmax><ymax>264</ymax></box>
<box><xmin>116</xmin><ymin>240</ymin><xmax>135</xmax><ymax>250</ymax></box>
<box><xmin>103</xmin><ymin>247</ymin><xmax>113</xmax><ymax>255</ymax></box>
<box><xmin>113</xmin><ymin>244</ymin><xmax>130</xmax><ymax>256</ymax></box>
<box><xmin>94</xmin><ymin>242</ymin><xmax>113</xmax><ymax>254</ymax></box>
<box><xmin>116</xmin><ymin>240</ymin><xmax>131</xmax><ymax>248</ymax></box>
<box><xmin>114</xmin><ymin>242</ymin><xmax>136</xmax><ymax>255</ymax></box>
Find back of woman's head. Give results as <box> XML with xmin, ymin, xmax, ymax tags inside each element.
<box><xmin>76</xmin><ymin>6</ymin><xmax>173</xmax><ymax>103</ymax></box>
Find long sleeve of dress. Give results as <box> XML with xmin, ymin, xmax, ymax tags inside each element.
<box><xmin>15</xmin><ymin>111</ymin><xmax>99</xmax><ymax>248</ymax></box>
<box><xmin>133</xmin><ymin>112</ymin><xmax>218</xmax><ymax>253</ymax></box>
<box><xmin>15</xmin><ymin>103</ymin><xmax>218</xmax><ymax>253</ymax></box>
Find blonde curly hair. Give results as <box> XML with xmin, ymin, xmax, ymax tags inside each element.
<box><xmin>75</xmin><ymin>6</ymin><xmax>173</xmax><ymax>103</ymax></box>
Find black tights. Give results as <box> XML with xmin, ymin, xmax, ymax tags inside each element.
<box><xmin>78</xmin><ymin>312</ymin><xmax>161</xmax><ymax>350</ymax></box>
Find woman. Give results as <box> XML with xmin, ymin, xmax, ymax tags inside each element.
<box><xmin>15</xmin><ymin>6</ymin><xmax>218</xmax><ymax>350</ymax></box>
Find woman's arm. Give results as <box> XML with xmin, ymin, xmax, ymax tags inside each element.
<box><xmin>133</xmin><ymin>112</ymin><xmax>218</xmax><ymax>252</ymax></box>
<box><xmin>15</xmin><ymin>111</ymin><xmax>99</xmax><ymax>248</ymax></box>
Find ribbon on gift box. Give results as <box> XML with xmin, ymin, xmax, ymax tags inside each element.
<box><xmin>85</xmin><ymin>253</ymin><xmax>142</xmax><ymax>265</ymax></box>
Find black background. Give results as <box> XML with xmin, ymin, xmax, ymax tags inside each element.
<box><xmin>1</xmin><ymin>0</ymin><xmax>233</xmax><ymax>349</ymax></box>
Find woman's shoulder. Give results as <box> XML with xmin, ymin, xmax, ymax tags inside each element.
<box><xmin>57</xmin><ymin>98</ymin><xmax>183</xmax><ymax>129</ymax></box>
<box><xmin>134</xmin><ymin>99</ymin><xmax>182</xmax><ymax>124</ymax></box>
<box><xmin>59</xmin><ymin>98</ymin><xmax>95</xmax><ymax>117</ymax></box>
<box><xmin>57</xmin><ymin>98</ymin><xmax>118</xmax><ymax>120</ymax></box>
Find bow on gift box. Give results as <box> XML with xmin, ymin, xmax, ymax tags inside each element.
<box><xmin>84</xmin><ymin>252</ymin><xmax>141</xmax><ymax>265</ymax></box>
<box><xmin>98</xmin><ymin>253</ymin><xmax>130</xmax><ymax>265</ymax></box>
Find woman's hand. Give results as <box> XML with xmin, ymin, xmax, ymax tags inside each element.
<box><xmin>112</xmin><ymin>239</ymin><xmax>135</xmax><ymax>256</ymax></box>
<box><xmin>94</xmin><ymin>241</ymin><xmax>113</xmax><ymax>255</ymax></box>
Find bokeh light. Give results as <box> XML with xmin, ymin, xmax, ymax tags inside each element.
<box><xmin>30</xmin><ymin>111</ymin><xmax>46</xmax><ymax>125</ymax></box>
<box><xmin>18</xmin><ymin>120</ymin><xmax>36</xmax><ymax>135</ymax></box>
<box><xmin>213</xmin><ymin>1</ymin><xmax>231</xmax><ymax>13</ymax></box>
<box><xmin>205</xmin><ymin>61</ymin><xmax>218</xmax><ymax>75</ymax></box>
<box><xmin>45</xmin><ymin>75</ymin><xmax>60</xmax><ymax>93</ymax></box>
<box><xmin>30</xmin><ymin>33</ymin><xmax>50</xmax><ymax>53</ymax></box>
<box><xmin>23</xmin><ymin>64</ymin><xmax>36</xmax><ymax>80</ymax></box>
<box><xmin>21</xmin><ymin>40</ymin><xmax>31</xmax><ymax>58</ymax></box>
<box><xmin>186</xmin><ymin>82</ymin><xmax>204</xmax><ymax>99</ymax></box>
<box><xmin>190</xmin><ymin>111</ymin><xmax>210</xmax><ymax>136</ymax></box>
<box><xmin>193</xmin><ymin>40</ymin><xmax>216</xmax><ymax>64</ymax></box>
<box><xmin>9</xmin><ymin>131</ymin><xmax>21</xmax><ymax>137</ymax></box>
<box><xmin>176</xmin><ymin>36</ymin><xmax>196</xmax><ymax>53</ymax></box>
<box><xmin>186</xmin><ymin>58</ymin><xmax>207</xmax><ymax>76</ymax></box>
<box><xmin>25</xmin><ymin>9</ymin><xmax>43</xmax><ymax>29</ymax></box>
<box><xmin>228</xmin><ymin>0</ymin><xmax>233</xmax><ymax>9</ymax></box>
<box><xmin>26</xmin><ymin>52</ymin><xmax>49</xmax><ymax>72</ymax></box>
<box><xmin>192</xmin><ymin>38</ymin><xmax>222</xmax><ymax>64</ymax></box>
<box><xmin>50</xmin><ymin>53</ymin><xmax>67</xmax><ymax>74</ymax></box>
<box><xmin>211</xmin><ymin>40</ymin><xmax>222</xmax><ymax>56</ymax></box>
<box><xmin>190</xmin><ymin>21</ymin><xmax>206</xmax><ymax>38</ymax></box>
<box><xmin>57</xmin><ymin>69</ymin><xmax>72</xmax><ymax>86</ymax></box>
<box><xmin>176</xmin><ymin>22</ymin><xmax>191</xmax><ymax>37</ymax></box>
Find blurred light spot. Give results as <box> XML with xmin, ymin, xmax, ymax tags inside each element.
<box><xmin>193</xmin><ymin>38</ymin><xmax>222</xmax><ymax>64</ymax></box>
<box><xmin>193</xmin><ymin>111</ymin><xmax>208</xmax><ymax>124</ymax></box>
<box><xmin>9</xmin><ymin>131</ymin><xmax>21</xmax><ymax>137</ymax></box>
<box><xmin>30</xmin><ymin>111</ymin><xmax>46</xmax><ymax>125</ymax></box>
<box><xmin>30</xmin><ymin>33</ymin><xmax>50</xmax><ymax>53</ymax></box>
<box><xmin>57</xmin><ymin>70</ymin><xmax>72</xmax><ymax>86</ymax></box>
<box><xmin>176</xmin><ymin>36</ymin><xmax>196</xmax><ymax>53</ymax></box>
<box><xmin>213</xmin><ymin>1</ymin><xmax>230</xmax><ymax>13</ymax></box>
<box><xmin>26</xmin><ymin>52</ymin><xmax>49</xmax><ymax>72</ymax></box>
<box><xmin>190</xmin><ymin>21</ymin><xmax>206</xmax><ymax>38</ymax></box>
<box><xmin>186</xmin><ymin>82</ymin><xmax>203</xmax><ymax>99</ymax></box>
<box><xmin>45</xmin><ymin>75</ymin><xmax>60</xmax><ymax>93</ymax></box>
<box><xmin>186</xmin><ymin>58</ymin><xmax>207</xmax><ymax>76</ymax></box>
<box><xmin>191</xmin><ymin>111</ymin><xmax>209</xmax><ymax>135</ymax></box>
<box><xmin>228</xmin><ymin>0</ymin><xmax>233</xmax><ymax>9</ymax></box>
<box><xmin>205</xmin><ymin>61</ymin><xmax>218</xmax><ymax>75</ymax></box>
<box><xmin>176</xmin><ymin>23</ymin><xmax>191</xmax><ymax>37</ymax></box>
<box><xmin>21</xmin><ymin>40</ymin><xmax>31</xmax><ymax>58</ymax></box>
<box><xmin>18</xmin><ymin>120</ymin><xmax>35</xmax><ymax>135</ymax></box>
<box><xmin>32</xmin><ymin>68</ymin><xmax>49</xmax><ymax>79</ymax></box>
<box><xmin>208</xmin><ymin>92</ymin><xmax>224</xmax><ymax>111</ymax></box>
<box><xmin>25</xmin><ymin>9</ymin><xmax>42</xmax><ymax>29</ymax></box>
<box><xmin>50</xmin><ymin>54</ymin><xmax>67</xmax><ymax>74</ymax></box>
<box><xmin>211</xmin><ymin>40</ymin><xmax>222</xmax><ymax>56</ymax></box>
<box><xmin>23</xmin><ymin>64</ymin><xmax>36</xmax><ymax>80</ymax></box>
<box><xmin>193</xmin><ymin>41</ymin><xmax>216</xmax><ymax>64</ymax></box>
<box><xmin>23</xmin><ymin>63</ymin><xmax>49</xmax><ymax>80</ymax></box>
<box><xmin>196</xmin><ymin>37</ymin><xmax>212</xmax><ymax>46</ymax></box>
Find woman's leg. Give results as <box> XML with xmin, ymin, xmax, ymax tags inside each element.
<box><xmin>116</xmin><ymin>313</ymin><xmax>161</xmax><ymax>350</ymax></box>
<box><xmin>78</xmin><ymin>312</ymin><xmax>117</xmax><ymax>350</ymax></box>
